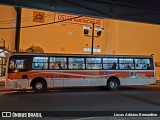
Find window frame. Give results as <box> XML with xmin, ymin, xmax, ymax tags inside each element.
<box><xmin>86</xmin><ymin>57</ymin><xmax>102</xmax><ymax>70</ymax></box>
<box><xmin>118</xmin><ymin>58</ymin><xmax>134</xmax><ymax>70</ymax></box>
<box><xmin>134</xmin><ymin>58</ymin><xmax>153</xmax><ymax>70</ymax></box>
<box><xmin>9</xmin><ymin>55</ymin><xmax>154</xmax><ymax>71</ymax></box>
<box><xmin>32</xmin><ymin>56</ymin><xmax>49</xmax><ymax>70</ymax></box>
<box><xmin>103</xmin><ymin>58</ymin><xmax>118</xmax><ymax>70</ymax></box>
<box><xmin>49</xmin><ymin>56</ymin><xmax>67</xmax><ymax>70</ymax></box>
<box><xmin>68</xmin><ymin>57</ymin><xmax>85</xmax><ymax>70</ymax></box>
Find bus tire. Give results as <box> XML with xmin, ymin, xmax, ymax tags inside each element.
<box><xmin>107</xmin><ymin>78</ymin><xmax>120</xmax><ymax>90</ymax></box>
<box><xmin>32</xmin><ymin>80</ymin><xmax>47</xmax><ymax>93</ymax></box>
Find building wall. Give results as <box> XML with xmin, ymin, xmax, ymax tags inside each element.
<box><xmin>20</xmin><ymin>8</ymin><xmax>106</xmax><ymax>54</ymax></box>
<box><xmin>0</xmin><ymin>5</ymin><xmax>17</xmax><ymax>77</ymax></box>
<box><xmin>105</xmin><ymin>19</ymin><xmax>119</xmax><ymax>55</ymax></box>
<box><xmin>20</xmin><ymin>8</ymin><xmax>160</xmax><ymax>80</ymax></box>
<box><xmin>105</xmin><ymin>20</ymin><xmax>160</xmax><ymax>79</ymax></box>
<box><xmin>0</xmin><ymin>5</ymin><xmax>16</xmax><ymax>51</ymax></box>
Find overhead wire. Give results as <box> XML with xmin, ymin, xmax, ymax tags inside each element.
<box><xmin>0</xmin><ymin>15</ymin><xmax>83</xmax><ymax>29</ymax></box>
<box><xmin>0</xmin><ymin>0</ymin><xmax>106</xmax><ymax>29</ymax></box>
<box><xmin>0</xmin><ymin>13</ymin><xmax>56</xmax><ymax>24</ymax></box>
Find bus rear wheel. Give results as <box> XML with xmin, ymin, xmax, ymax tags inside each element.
<box><xmin>32</xmin><ymin>80</ymin><xmax>47</xmax><ymax>93</ymax></box>
<box><xmin>107</xmin><ymin>78</ymin><xmax>120</xmax><ymax>90</ymax></box>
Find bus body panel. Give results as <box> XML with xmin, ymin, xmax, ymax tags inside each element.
<box><xmin>6</xmin><ymin>70</ymin><xmax>155</xmax><ymax>89</ymax></box>
<box><xmin>5</xmin><ymin>53</ymin><xmax>156</xmax><ymax>90</ymax></box>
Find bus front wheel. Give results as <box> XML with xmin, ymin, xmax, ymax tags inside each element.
<box><xmin>107</xmin><ymin>78</ymin><xmax>120</xmax><ymax>90</ymax></box>
<box><xmin>32</xmin><ymin>80</ymin><xmax>47</xmax><ymax>93</ymax></box>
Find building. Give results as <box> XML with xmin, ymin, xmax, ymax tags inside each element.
<box><xmin>0</xmin><ymin>5</ymin><xmax>16</xmax><ymax>76</ymax></box>
<box><xmin>0</xmin><ymin>5</ymin><xmax>160</xmax><ymax>79</ymax></box>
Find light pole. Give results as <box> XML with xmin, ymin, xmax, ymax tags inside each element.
<box><xmin>83</xmin><ymin>23</ymin><xmax>102</xmax><ymax>54</ymax></box>
<box><xmin>91</xmin><ymin>23</ymin><xmax>95</xmax><ymax>54</ymax></box>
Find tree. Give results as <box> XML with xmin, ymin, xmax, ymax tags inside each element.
<box><xmin>26</xmin><ymin>44</ymin><xmax>44</xmax><ymax>53</ymax></box>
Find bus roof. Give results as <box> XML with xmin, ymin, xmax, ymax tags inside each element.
<box><xmin>10</xmin><ymin>52</ymin><xmax>154</xmax><ymax>58</ymax></box>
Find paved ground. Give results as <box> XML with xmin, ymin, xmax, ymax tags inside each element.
<box><xmin>0</xmin><ymin>83</ymin><xmax>160</xmax><ymax>119</ymax></box>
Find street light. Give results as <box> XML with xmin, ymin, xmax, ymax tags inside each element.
<box><xmin>83</xmin><ymin>23</ymin><xmax>103</xmax><ymax>54</ymax></box>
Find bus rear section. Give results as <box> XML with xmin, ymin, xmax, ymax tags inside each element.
<box><xmin>5</xmin><ymin>53</ymin><xmax>156</xmax><ymax>92</ymax></box>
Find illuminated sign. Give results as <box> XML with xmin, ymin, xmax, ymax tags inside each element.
<box><xmin>83</xmin><ymin>48</ymin><xmax>101</xmax><ymax>52</ymax></box>
<box><xmin>33</xmin><ymin>11</ymin><xmax>45</xmax><ymax>23</ymax></box>
<box><xmin>56</xmin><ymin>13</ymin><xmax>103</xmax><ymax>27</ymax></box>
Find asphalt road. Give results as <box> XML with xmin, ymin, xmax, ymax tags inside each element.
<box><xmin>0</xmin><ymin>85</ymin><xmax>160</xmax><ymax>119</ymax></box>
<box><xmin>0</xmin><ymin>85</ymin><xmax>160</xmax><ymax>111</ymax></box>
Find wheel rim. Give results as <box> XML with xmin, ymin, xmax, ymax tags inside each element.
<box><xmin>36</xmin><ymin>82</ymin><xmax>43</xmax><ymax>90</ymax></box>
<box><xmin>110</xmin><ymin>81</ymin><xmax>117</xmax><ymax>88</ymax></box>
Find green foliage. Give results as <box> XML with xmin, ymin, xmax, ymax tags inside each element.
<box><xmin>26</xmin><ymin>45</ymin><xmax>44</xmax><ymax>53</ymax></box>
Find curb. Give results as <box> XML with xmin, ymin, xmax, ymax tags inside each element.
<box><xmin>0</xmin><ymin>88</ymin><xmax>33</xmax><ymax>92</ymax></box>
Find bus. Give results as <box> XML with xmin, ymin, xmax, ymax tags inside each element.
<box><xmin>5</xmin><ymin>53</ymin><xmax>155</xmax><ymax>92</ymax></box>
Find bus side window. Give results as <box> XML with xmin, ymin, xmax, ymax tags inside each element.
<box><xmin>86</xmin><ymin>64</ymin><xmax>91</xmax><ymax>69</ymax></box>
<box><xmin>58</xmin><ymin>63</ymin><xmax>63</xmax><ymax>69</ymax></box>
<box><xmin>15</xmin><ymin>60</ymin><xmax>25</xmax><ymax>69</ymax></box>
<box><xmin>9</xmin><ymin>60</ymin><xmax>15</xmax><ymax>69</ymax></box>
<box><xmin>9</xmin><ymin>59</ymin><xmax>26</xmax><ymax>69</ymax></box>
<box><xmin>68</xmin><ymin>57</ymin><xmax>85</xmax><ymax>69</ymax></box>
<box><xmin>110</xmin><ymin>62</ymin><xmax>117</xmax><ymax>69</ymax></box>
<box><xmin>103</xmin><ymin>58</ymin><xmax>118</xmax><ymax>70</ymax></box>
<box><xmin>125</xmin><ymin>64</ymin><xmax>131</xmax><ymax>69</ymax></box>
<box><xmin>50</xmin><ymin>57</ymin><xmax>67</xmax><ymax>70</ymax></box>
<box><xmin>134</xmin><ymin>58</ymin><xmax>151</xmax><ymax>70</ymax></box>
<box><xmin>42</xmin><ymin>63</ymin><xmax>48</xmax><ymax>69</ymax></box>
<box><xmin>119</xmin><ymin>64</ymin><xmax>124</xmax><ymax>69</ymax></box>
<box><xmin>62</xmin><ymin>63</ymin><xmax>67</xmax><ymax>69</ymax></box>
<box><xmin>119</xmin><ymin>58</ymin><xmax>133</xmax><ymax>70</ymax></box>
<box><xmin>146</xmin><ymin>64</ymin><xmax>151</xmax><ymax>70</ymax></box>
<box><xmin>49</xmin><ymin>63</ymin><xmax>55</xmax><ymax>69</ymax></box>
<box><xmin>54</xmin><ymin>63</ymin><xmax>59</xmax><ymax>69</ymax></box>
<box><xmin>78</xmin><ymin>64</ymin><xmax>83</xmax><ymax>69</ymax></box>
<box><xmin>86</xmin><ymin>58</ymin><xmax>102</xmax><ymax>69</ymax></box>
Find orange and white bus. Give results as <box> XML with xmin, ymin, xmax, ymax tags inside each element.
<box><xmin>5</xmin><ymin>53</ymin><xmax>155</xmax><ymax>92</ymax></box>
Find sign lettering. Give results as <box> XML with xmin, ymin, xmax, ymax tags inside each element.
<box><xmin>56</xmin><ymin>13</ymin><xmax>103</xmax><ymax>27</ymax></box>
